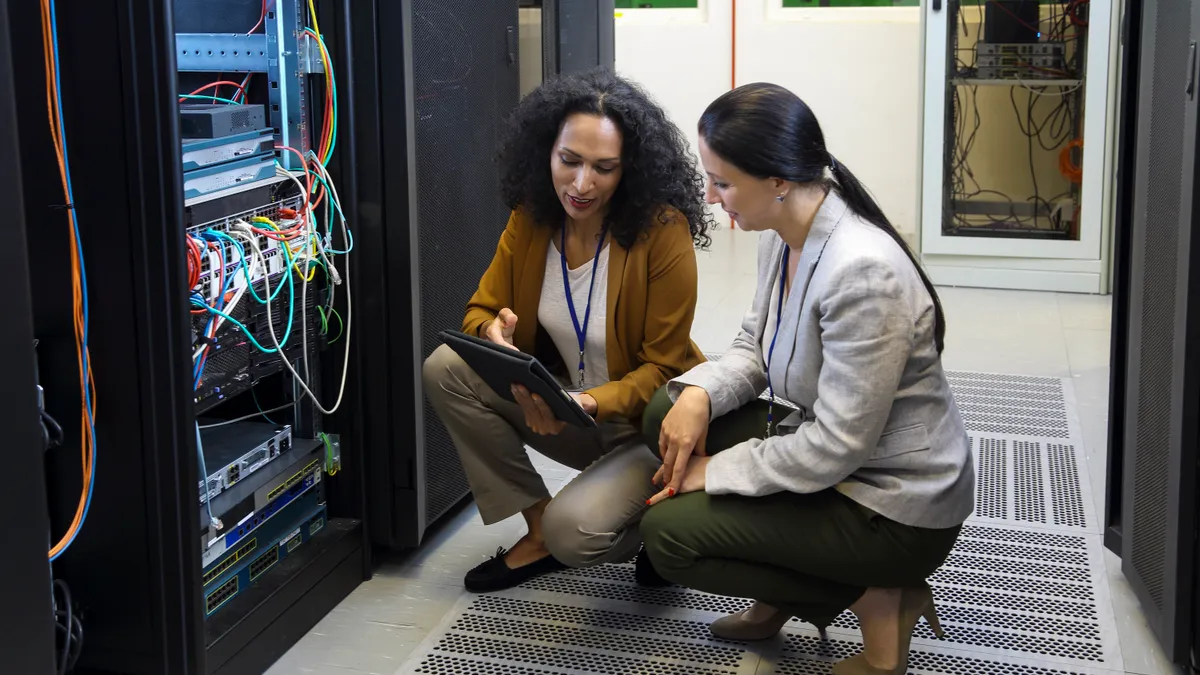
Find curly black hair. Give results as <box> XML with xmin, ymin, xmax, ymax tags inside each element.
<box><xmin>496</xmin><ymin>68</ymin><xmax>714</xmax><ymax>250</ymax></box>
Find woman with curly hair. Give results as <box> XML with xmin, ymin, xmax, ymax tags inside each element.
<box><xmin>422</xmin><ymin>68</ymin><xmax>714</xmax><ymax>592</ymax></box>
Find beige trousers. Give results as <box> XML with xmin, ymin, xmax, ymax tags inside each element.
<box><xmin>421</xmin><ymin>344</ymin><xmax>660</xmax><ymax>567</ymax></box>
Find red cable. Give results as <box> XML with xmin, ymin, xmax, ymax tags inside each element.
<box><xmin>180</xmin><ymin>80</ymin><xmax>248</xmax><ymax>104</ymax></box>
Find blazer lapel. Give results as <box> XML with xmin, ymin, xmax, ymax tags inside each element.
<box><xmin>790</xmin><ymin>191</ymin><xmax>848</xmax><ymax>303</ymax></box>
<box><xmin>515</xmin><ymin>224</ymin><xmax>552</xmax><ymax>349</ymax></box>
<box><xmin>774</xmin><ymin>192</ymin><xmax>848</xmax><ymax>398</ymax></box>
<box><xmin>605</xmin><ymin>240</ymin><xmax>629</xmax><ymax>376</ymax></box>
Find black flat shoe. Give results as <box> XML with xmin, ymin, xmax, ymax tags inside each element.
<box><xmin>464</xmin><ymin>547</ymin><xmax>566</xmax><ymax>593</ymax></box>
<box><xmin>634</xmin><ymin>545</ymin><xmax>671</xmax><ymax>587</ymax></box>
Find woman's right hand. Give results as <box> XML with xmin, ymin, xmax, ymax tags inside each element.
<box><xmin>647</xmin><ymin>386</ymin><xmax>712</xmax><ymax>505</ymax></box>
<box><xmin>484</xmin><ymin>308</ymin><xmax>519</xmax><ymax>349</ymax></box>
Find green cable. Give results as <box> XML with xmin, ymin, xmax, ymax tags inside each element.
<box><xmin>328</xmin><ymin>307</ymin><xmax>344</xmax><ymax>344</ymax></box>
<box><xmin>180</xmin><ymin>94</ymin><xmax>242</xmax><ymax>105</ymax></box>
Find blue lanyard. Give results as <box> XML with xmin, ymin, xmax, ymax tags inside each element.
<box><xmin>561</xmin><ymin>225</ymin><xmax>608</xmax><ymax>389</ymax></box>
<box><xmin>765</xmin><ymin>246</ymin><xmax>789</xmax><ymax>438</ymax></box>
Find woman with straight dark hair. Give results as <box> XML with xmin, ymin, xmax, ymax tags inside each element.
<box><xmin>638</xmin><ymin>83</ymin><xmax>975</xmax><ymax>675</ymax></box>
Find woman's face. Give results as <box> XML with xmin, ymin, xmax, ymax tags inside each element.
<box><xmin>698</xmin><ymin>136</ymin><xmax>781</xmax><ymax>232</ymax></box>
<box><xmin>550</xmin><ymin>113</ymin><xmax>623</xmax><ymax>220</ymax></box>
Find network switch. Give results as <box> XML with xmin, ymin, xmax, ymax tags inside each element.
<box><xmin>201</xmin><ymin>452</ymin><xmax>322</xmax><ymax>568</ymax></box>
<box><xmin>182</xmin><ymin>129</ymin><xmax>275</xmax><ymax>173</ymax></box>
<box><xmin>202</xmin><ymin>487</ymin><xmax>321</xmax><ymax>588</ymax></box>
<box><xmin>180</xmin><ymin>103</ymin><xmax>267</xmax><ymax>140</ymax></box>
<box><xmin>204</xmin><ymin>502</ymin><xmax>327</xmax><ymax>618</ymax></box>
<box><xmin>198</xmin><ymin>421</ymin><xmax>293</xmax><ymax>505</ymax></box>
<box><xmin>183</xmin><ymin>155</ymin><xmax>276</xmax><ymax>201</ymax></box>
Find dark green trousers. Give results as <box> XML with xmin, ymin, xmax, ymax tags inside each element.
<box><xmin>639</xmin><ymin>386</ymin><xmax>961</xmax><ymax>627</ymax></box>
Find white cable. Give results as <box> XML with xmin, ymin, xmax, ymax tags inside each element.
<box><xmin>193</xmin><ymin>228</ymin><xmax>261</xmax><ymax>361</ymax></box>
<box><xmin>261</xmin><ymin>165</ymin><xmax>353</xmax><ymax>416</ymax></box>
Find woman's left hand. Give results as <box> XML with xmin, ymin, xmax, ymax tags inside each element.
<box><xmin>646</xmin><ymin>455</ymin><xmax>709</xmax><ymax>505</ymax></box>
<box><xmin>512</xmin><ymin>385</ymin><xmax>597</xmax><ymax>435</ymax></box>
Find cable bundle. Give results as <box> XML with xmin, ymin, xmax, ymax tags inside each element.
<box><xmin>41</xmin><ymin>0</ymin><xmax>96</xmax><ymax>562</ymax></box>
<box><xmin>188</xmin><ymin>5</ymin><xmax>351</xmax><ymax>420</ymax></box>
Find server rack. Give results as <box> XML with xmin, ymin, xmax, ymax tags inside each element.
<box><xmin>4</xmin><ymin>0</ymin><xmax>370</xmax><ymax>672</ymax></box>
<box><xmin>1107</xmin><ymin>0</ymin><xmax>1200</xmax><ymax>665</ymax></box>
<box><xmin>1103</xmin><ymin>0</ymin><xmax>1142</xmax><ymax>558</ymax></box>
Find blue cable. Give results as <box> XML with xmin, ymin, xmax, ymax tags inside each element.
<box><xmin>196</xmin><ymin>422</ymin><xmax>219</xmax><ymax>529</ymax></box>
<box><xmin>48</xmin><ymin>0</ymin><xmax>95</xmax><ymax>562</ymax></box>
<box><xmin>194</xmin><ymin>236</ymin><xmax>236</xmax><ymax>389</ymax></box>
<box><xmin>251</xmin><ymin>388</ymin><xmax>279</xmax><ymax>425</ymax></box>
<box><xmin>207</xmin><ymin>230</ymin><xmax>288</xmax><ymax>303</ymax></box>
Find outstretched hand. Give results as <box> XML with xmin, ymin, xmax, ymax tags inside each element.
<box><xmin>485</xmin><ymin>308</ymin><xmax>519</xmax><ymax>349</ymax></box>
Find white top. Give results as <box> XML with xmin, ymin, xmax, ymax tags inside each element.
<box><xmin>537</xmin><ymin>240</ymin><xmax>611</xmax><ymax>392</ymax></box>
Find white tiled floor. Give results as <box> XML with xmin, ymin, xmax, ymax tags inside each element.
<box><xmin>265</xmin><ymin>227</ymin><xmax>1179</xmax><ymax>675</ymax></box>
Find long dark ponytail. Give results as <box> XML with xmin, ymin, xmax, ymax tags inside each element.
<box><xmin>699</xmin><ymin>83</ymin><xmax>946</xmax><ymax>353</ymax></box>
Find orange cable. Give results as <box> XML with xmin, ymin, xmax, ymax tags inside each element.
<box><xmin>42</xmin><ymin>0</ymin><xmax>96</xmax><ymax>559</ymax></box>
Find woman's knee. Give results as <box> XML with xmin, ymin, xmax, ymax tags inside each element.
<box><xmin>638</xmin><ymin>499</ymin><xmax>693</xmax><ymax>572</ymax></box>
<box><xmin>421</xmin><ymin>343</ymin><xmax>465</xmax><ymax>394</ymax></box>
<box><xmin>641</xmin><ymin>386</ymin><xmax>675</xmax><ymax>458</ymax></box>
<box><xmin>542</xmin><ymin>497</ymin><xmax>635</xmax><ymax>568</ymax></box>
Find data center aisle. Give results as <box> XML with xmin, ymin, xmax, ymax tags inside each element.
<box><xmin>266</xmin><ymin>228</ymin><xmax>1177</xmax><ymax>675</ymax></box>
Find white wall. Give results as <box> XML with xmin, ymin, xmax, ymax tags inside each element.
<box><xmin>614</xmin><ymin>2</ymin><xmax>923</xmax><ymax>240</ymax></box>
<box><xmin>614</xmin><ymin>4</ymin><xmax>734</xmax><ymax>230</ymax></box>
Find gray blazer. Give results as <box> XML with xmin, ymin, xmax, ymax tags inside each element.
<box><xmin>672</xmin><ymin>192</ymin><xmax>975</xmax><ymax>529</ymax></box>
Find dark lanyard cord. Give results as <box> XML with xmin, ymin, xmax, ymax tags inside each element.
<box><xmin>765</xmin><ymin>246</ymin><xmax>789</xmax><ymax>438</ymax></box>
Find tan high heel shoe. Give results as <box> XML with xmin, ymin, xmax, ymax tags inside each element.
<box><xmin>832</xmin><ymin>583</ymin><xmax>944</xmax><ymax>675</ymax></box>
<box><xmin>709</xmin><ymin>602</ymin><xmax>794</xmax><ymax>641</ymax></box>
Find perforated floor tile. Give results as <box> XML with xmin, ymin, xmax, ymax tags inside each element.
<box><xmin>945</xmin><ymin>372</ymin><xmax>1097</xmax><ymax>535</ymax></box>
<box><xmin>396</xmin><ymin>372</ymin><xmax>1124</xmax><ymax>675</ymax></box>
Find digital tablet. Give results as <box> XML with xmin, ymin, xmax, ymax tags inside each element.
<box><xmin>438</xmin><ymin>330</ymin><xmax>598</xmax><ymax>429</ymax></box>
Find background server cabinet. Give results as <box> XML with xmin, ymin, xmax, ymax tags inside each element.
<box><xmin>1107</xmin><ymin>0</ymin><xmax>1200</xmax><ymax>665</ymax></box>
<box><xmin>350</xmin><ymin>0</ymin><xmax>521</xmax><ymax>548</ymax></box>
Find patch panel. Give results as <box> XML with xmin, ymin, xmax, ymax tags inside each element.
<box><xmin>204</xmin><ymin>504</ymin><xmax>328</xmax><ymax>620</ymax></box>
<box><xmin>187</xmin><ymin>193</ymin><xmax>307</xmax><ymax>302</ymax></box>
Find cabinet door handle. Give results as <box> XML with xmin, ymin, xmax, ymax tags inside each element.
<box><xmin>1187</xmin><ymin>42</ymin><xmax>1197</xmax><ymax>98</ymax></box>
<box><xmin>933</xmin><ymin>0</ymin><xmax>942</xmax><ymax>11</ymax></box>
<box><xmin>506</xmin><ymin>26</ymin><xmax>517</xmax><ymax>65</ymax></box>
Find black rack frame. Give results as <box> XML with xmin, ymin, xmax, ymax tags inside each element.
<box><xmin>0</xmin><ymin>0</ymin><xmax>59</xmax><ymax>671</ymax></box>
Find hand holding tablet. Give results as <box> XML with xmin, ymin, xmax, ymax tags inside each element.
<box><xmin>439</xmin><ymin>329</ymin><xmax>598</xmax><ymax>429</ymax></box>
